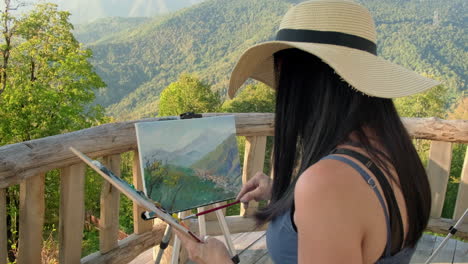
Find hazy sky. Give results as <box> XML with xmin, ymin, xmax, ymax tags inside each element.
<box><xmin>1</xmin><ymin>0</ymin><xmax>205</xmax><ymax>24</ymax></box>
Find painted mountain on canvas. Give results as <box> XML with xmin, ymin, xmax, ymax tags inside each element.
<box><xmin>135</xmin><ymin>116</ymin><xmax>241</xmax><ymax>213</ymax></box>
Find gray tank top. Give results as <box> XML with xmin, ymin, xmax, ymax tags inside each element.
<box><xmin>266</xmin><ymin>153</ymin><xmax>417</xmax><ymax>264</ymax></box>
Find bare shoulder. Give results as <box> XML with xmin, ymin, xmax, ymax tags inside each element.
<box><xmin>294</xmin><ymin>158</ymin><xmax>368</xmax><ymax>262</ymax></box>
<box><xmin>295</xmin><ymin>158</ymin><xmax>366</xmax><ymax>200</ymax></box>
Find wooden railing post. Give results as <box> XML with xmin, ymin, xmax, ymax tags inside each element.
<box><xmin>59</xmin><ymin>163</ymin><xmax>85</xmax><ymax>264</ymax></box>
<box><xmin>240</xmin><ymin>136</ymin><xmax>267</xmax><ymax>216</ymax></box>
<box><xmin>454</xmin><ymin>147</ymin><xmax>468</xmax><ymax>219</ymax></box>
<box><xmin>100</xmin><ymin>155</ymin><xmax>121</xmax><ymax>254</ymax></box>
<box><xmin>17</xmin><ymin>174</ymin><xmax>45</xmax><ymax>264</ymax></box>
<box><xmin>132</xmin><ymin>150</ymin><xmax>153</xmax><ymax>234</ymax></box>
<box><xmin>0</xmin><ymin>188</ymin><xmax>6</xmax><ymax>264</ymax></box>
<box><xmin>427</xmin><ymin>141</ymin><xmax>453</xmax><ymax>218</ymax></box>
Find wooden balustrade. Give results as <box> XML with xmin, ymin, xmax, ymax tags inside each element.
<box><xmin>454</xmin><ymin>150</ymin><xmax>468</xmax><ymax>219</ymax></box>
<box><xmin>427</xmin><ymin>141</ymin><xmax>453</xmax><ymax>218</ymax></box>
<box><xmin>100</xmin><ymin>155</ymin><xmax>122</xmax><ymax>254</ymax></box>
<box><xmin>59</xmin><ymin>163</ymin><xmax>86</xmax><ymax>264</ymax></box>
<box><xmin>0</xmin><ymin>188</ymin><xmax>6</xmax><ymax>264</ymax></box>
<box><xmin>17</xmin><ymin>173</ymin><xmax>45</xmax><ymax>264</ymax></box>
<box><xmin>241</xmin><ymin>136</ymin><xmax>267</xmax><ymax>216</ymax></box>
<box><xmin>132</xmin><ymin>150</ymin><xmax>153</xmax><ymax>234</ymax></box>
<box><xmin>0</xmin><ymin>114</ymin><xmax>465</xmax><ymax>264</ymax></box>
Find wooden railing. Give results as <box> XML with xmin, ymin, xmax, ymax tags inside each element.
<box><xmin>0</xmin><ymin>113</ymin><xmax>466</xmax><ymax>264</ymax></box>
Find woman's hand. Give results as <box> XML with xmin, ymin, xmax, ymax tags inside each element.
<box><xmin>236</xmin><ymin>172</ymin><xmax>272</xmax><ymax>208</ymax></box>
<box><xmin>173</xmin><ymin>229</ymin><xmax>233</xmax><ymax>264</ymax></box>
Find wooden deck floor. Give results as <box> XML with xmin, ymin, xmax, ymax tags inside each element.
<box><xmin>130</xmin><ymin>232</ymin><xmax>468</xmax><ymax>264</ymax></box>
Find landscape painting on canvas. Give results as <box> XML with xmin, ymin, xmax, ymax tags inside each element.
<box><xmin>135</xmin><ymin>116</ymin><xmax>242</xmax><ymax>213</ymax></box>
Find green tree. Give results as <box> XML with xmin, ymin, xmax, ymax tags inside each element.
<box><xmin>221</xmin><ymin>83</ymin><xmax>276</xmax><ymax>177</ymax></box>
<box><xmin>393</xmin><ymin>83</ymin><xmax>449</xmax><ymax>162</ymax></box>
<box><xmin>221</xmin><ymin>83</ymin><xmax>276</xmax><ymax>113</ymax></box>
<box><xmin>0</xmin><ymin>3</ymin><xmax>105</xmax><ymax>144</ymax></box>
<box><xmin>158</xmin><ymin>74</ymin><xmax>221</xmax><ymax>116</ymax></box>
<box><xmin>393</xmin><ymin>84</ymin><xmax>448</xmax><ymax>119</ymax></box>
<box><xmin>0</xmin><ymin>3</ymin><xmax>106</xmax><ymax>261</ymax></box>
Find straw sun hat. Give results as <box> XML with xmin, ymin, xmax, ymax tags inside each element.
<box><xmin>228</xmin><ymin>0</ymin><xmax>440</xmax><ymax>99</ymax></box>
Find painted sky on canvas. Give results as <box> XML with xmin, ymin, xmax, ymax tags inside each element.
<box><xmin>136</xmin><ymin>116</ymin><xmax>235</xmax><ymax>156</ymax></box>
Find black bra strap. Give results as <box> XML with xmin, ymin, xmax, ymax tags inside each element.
<box><xmin>331</xmin><ymin>148</ymin><xmax>404</xmax><ymax>255</ymax></box>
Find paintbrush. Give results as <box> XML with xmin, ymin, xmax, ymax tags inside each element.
<box><xmin>181</xmin><ymin>200</ymin><xmax>241</xmax><ymax>220</ymax></box>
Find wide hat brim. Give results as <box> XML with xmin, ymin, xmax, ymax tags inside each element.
<box><xmin>228</xmin><ymin>41</ymin><xmax>440</xmax><ymax>99</ymax></box>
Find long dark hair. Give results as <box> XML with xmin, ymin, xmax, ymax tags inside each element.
<box><xmin>255</xmin><ymin>49</ymin><xmax>431</xmax><ymax>250</ymax></box>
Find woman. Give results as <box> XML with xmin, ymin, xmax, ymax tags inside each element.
<box><xmin>175</xmin><ymin>0</ymin><xmax>439</xmax><ymax>263</ymax></box>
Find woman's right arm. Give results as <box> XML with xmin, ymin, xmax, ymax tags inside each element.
<box><xmin>236</xmin><ymin>172</ymin><xmax>272</xmax><ymax>208</ymax></box>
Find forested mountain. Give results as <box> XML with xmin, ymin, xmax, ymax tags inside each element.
<box><xmin>73</xmin><ymin>17</ymin><xmax>151</xmax><ymax>44</ymax></box>
<box><xmin>80</xmin><ymin>0</ymin><xmax>466</xmax><ymax>119</ymax></box>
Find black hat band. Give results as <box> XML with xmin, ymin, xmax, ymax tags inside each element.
<box><xmin>276</xmin><ymin>28</ymin><xmax>377</xmax><ymax>55</ymax></box>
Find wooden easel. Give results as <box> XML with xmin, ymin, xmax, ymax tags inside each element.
<box><xmin>145</xmin><ymin>112</ymin><xmax>239</xmax><ymax>263</ymax></box>
<box><xmin>170</xmin><ymin>203</ymin><xmax>238</xmax><ymax>264</ymax></box>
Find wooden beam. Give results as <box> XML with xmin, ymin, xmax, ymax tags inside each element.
<box><xmin>187</xmin><ymin>215</ymin><xmax>266</xmax><ymax>236</ymax></box>
<box><xmin>401</xmin><ymin>117</ymin><xmax>468</xmax><ymax>143</ymax></box>
<box><xmin>132</xmin><ymin>150</ymin><xmax>153</xmax><ymax>234</ymax></box>
<box><xmin>427</xmin><ymin>217</ymin><xmax>468</xmax><ymax>240</ymax></box>
<box><xmin>0</xmin><ymin>189</ymin><xmax>6</xmax><ymax>264</ymax></box>
<box><xmin>100</xmin><ymin>155</ymin><xmax>121</xmax><ymax>254</ymax></box>
<box><xmin>17</xmin><ymin>174</ymin><xmax>45</xmax><ymax>264</ymax></box>
<box><xmin>454</xmin><ymin>148</ymin><xmax>468</xmax><ymax>220</ymax></box>
<box><xmin>241</xmin><ymin>136</ymin><xmax>267</xmax><ymax>216</ymax></box>
<box><xmin>81</xmin><ymin>216</ymin><xmax>263</xmax><ymax>264</ymax></box>
<box><xmin>59</xmin><ymin>163</ymin><xmax>86</xmax><ymax>264</ymax></box>
<box><xmin>1</xmin><ymin>115</ymin><xmax>466</xmax><ymax>188</ymax></box>
<box><xmin>427</xmin><ymin>141</ymin><xmax>453</xmax><ymax>218</ymax></box>
<box><xmin>81</xmin><ymin>220</ymin><xmax>167</xmax><ymax>264</ymax></box>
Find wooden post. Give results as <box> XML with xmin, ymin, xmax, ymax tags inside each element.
<box><xmin>132</xmin><ymin>150</ymin><xmax>153</xmax><ymax>234</ymax></box>
<box><xmin>59</xmin><ymin>163</ymin><xmax>86</xmax><ymax>264</ymax></box>
<box><xmin>0</xmin><ymin>188</ymin><xmax>6</xmax><ymax>264</ymax></box>
<box><xmin>454</xmin><ymin>147</ymin><xmax>468</xmax><ymax>219</ymax></box>
<box><xmin>100</xmin><ymin>155</ymin><xmax>121</xmax><ymax>254</ymax></box>
<box><xmin>17</xmin><ymin>174</ymin><xmax>45</xmax><ymax>264</ymax></box>
<box><xmin>427</xmin><ymin>141</ymin><xmax>453</xmax><ymax>218</ymax></box>
<box><xmin>240</xmin><ymin>136</ymin><xmax>267</xmax><ymax>216</ymax></box>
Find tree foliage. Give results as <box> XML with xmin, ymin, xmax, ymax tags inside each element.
<box><xmin>158</xmin><ymin>74</ymin><xmax>221</xmax><ymax>116</ymax></box>
<box><xmin>393</xmin><ymin>83</ymin><xmax>449</xmax><ymax>118</ymax></box>
<box><xmin>221</xmin><ymin>83</ymin><xmax>276</xmax><ymax>175</ymax></box>
<box><xmin>73</xmin><ymin>0</ymin><xmax>466</xmax><ymax>119</ymax></box>
<box><xmin>0</xmin><ymin>3</ymin><xmax>106</xmax><ymax>261</ymax></box>
<box><xmin>0</xmin><ymin>3</ymin><xmax>106</xmax><ymax>145</ymax></box>
<box><xmin>448</xmin><ymin>95</ymin><xmax>468</xmax><ymax>120</ymax></box>
<box><xmin>221</xmin><ymin>83</ymin><xmax>276</xmax><ymax>113</ymax></box>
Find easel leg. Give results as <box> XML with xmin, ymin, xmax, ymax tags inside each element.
<box><xmin>214</xmin><ymin>203</ymin><xmax>237</xmax><ymax>258</ymax></box>
<box><xmin>197</xmin><ymin>207</ymin><xmax>206</xmax><ymax>237</ymax></box>
<box><xmin>154</xmin><ymin>225</ymin><xmax>172</xmax><ymax>264</ymax></box>
<box><xmin>171</xmin><ymin>211</ymin><xmax>191</xmax><ymax>264</ymax></box>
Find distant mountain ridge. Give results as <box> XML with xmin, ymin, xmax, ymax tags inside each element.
<box><xmin>57</xmin><ymin>0</ymin><xmax>205</xmax><ymax>24</ymax></box>
<box><xmin>73</xmin><ymin>17</ymin><xmax>151</xmax><ymax>44</ymax></box>
<box><xmin>192</xmin><ymin>133</ymin><xmax>241</xmax><ymax>182</ymax></box>
<box><xmin>143</xmin><ymin>128</ymin><xmax>230</xmax><ymax>167</ymax></box>
<box><xmin>78</xmin><ymin>0</ymin><xmax>466</xmax><ymax>119</ymax></box>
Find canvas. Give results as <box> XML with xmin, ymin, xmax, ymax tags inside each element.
<box><xmin>135</xmin><ymin>115</ymin><xmax>242</xmax><ymax>213</ymax></box>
